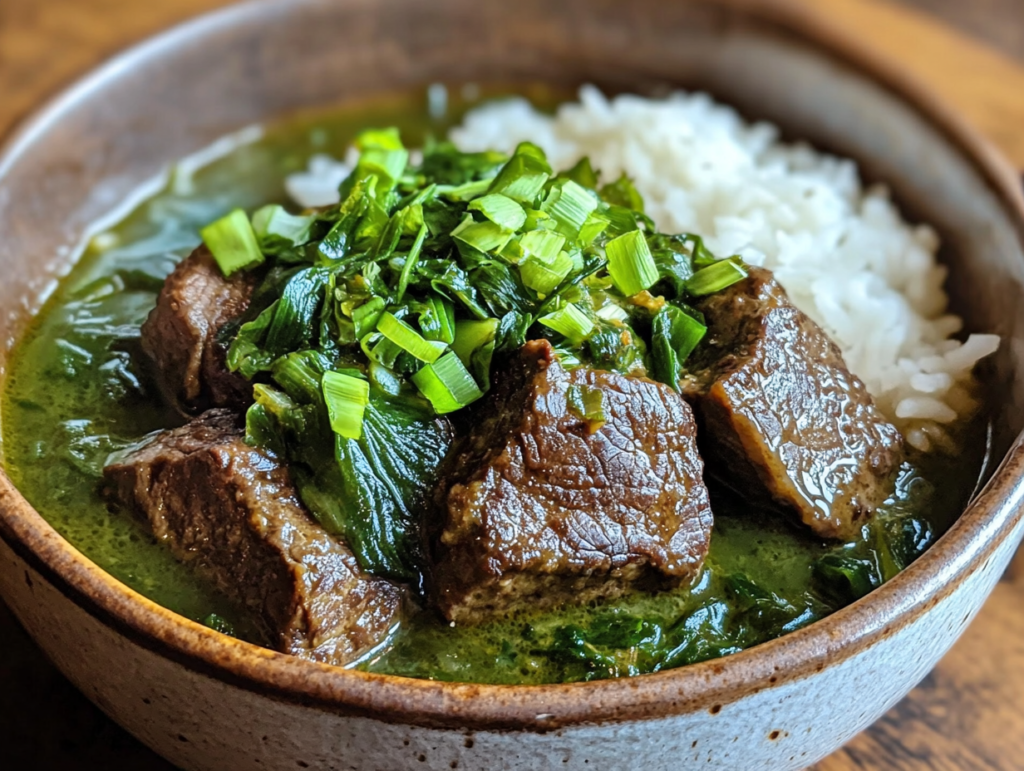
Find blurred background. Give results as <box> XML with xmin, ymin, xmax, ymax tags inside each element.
<box><xmin>0</xmin><ymin>0</ymin><xmax>1022</xmax><ymax>769</ymax></box>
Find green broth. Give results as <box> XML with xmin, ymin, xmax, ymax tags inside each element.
<box><xmin>1</xmin><ymin>88</ymin><xmax>987</xmax><ymax>684</ymax></box>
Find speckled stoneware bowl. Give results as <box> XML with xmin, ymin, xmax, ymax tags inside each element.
<box><xmin>1</xmin><ymin>1</ymin><xmax>1024</xmax><ymax>769</ymax></box>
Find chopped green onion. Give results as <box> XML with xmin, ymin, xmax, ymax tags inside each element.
<box><xmin>538</xmin><ymin>303</ymin><xmax>595</xmax><ymax>345</ymax></box>
<box><xmin>355</xmin><ymin>127</ymin><xmax>404</xmax><ymax>151</ymax></box>
<box><xmin>452</xmin><ymin>214</ymin><xmax>515</xmax><ymax>255</ymax></box>
<box><xmin>520</xmin><ymin>251</ymin><xmax>573</xmax><ymax>295</ymax></box>
<box><xmin>439</xmin><ymin>178</ymin><xmax>493</xmax><ymax>202</ymax></box>
<box><xmin>419</xmin><ymin>296</ymin><xmax>456</xmax><ymax>344</ymax></box>
<box><xmin>352</xmin><ymin>297</ymin><xmax>386</xmax><ymax>339</ymax></box>
<box><xmin>322</xmin><ymin>371</ymin><xmax>370</xmax><ymax>440</ymax></box>
<box><xmin>486</xmin><ymin>146</ymin><xmax>551</xmax><ymax>203</ymax></box>
<box><xmin>519</xmin><ymin>230</ymin><xmax>566</xmax><ymax>261</ymax></box>
<box><xmin>376</xmin><ymin>312</ymin><xmax>446</xmax><ymax>363</ymax></box>
<box><xmin>522</xmin><ymin>208</ymin><xmax>553</xmax><ymax>232</ymax></box>
<box><xmin>201</xmin><ymin>209</ymin><xmax>264</xmax><ymax>276</ymax></box>
<box><xmin>250</xmin><ymin>205</ymin><xmax>317</xmax><ymax>251</ymax></box>
<box><xmin>651</xmin><ymin>305</ymin><xmax>707</xmax><ymax>389</ymax></box>
<box><xmin>541</xmin><ymin>179</ymin><xmax>599</xmax><ymax>239</ymax></box>
<box><xmin>452</xmin><ymin>318</ymin><xmax>498</xmax><ymax>368</ymax></box>
<box><xmin>605</xmin><ymin>230</ymin><xmax>659</xmax><ymax>297</ymax></box>
<box><xmin>412</xmin><ymin>352</ymin><xmax>484</xmax><ymax>414</ymax></box>
<box><xmin>566</xmin><ymin>383</ymin><xmax>607</xmax><ymax>433</ymax></box>
<box><xmin>513</xmin><ymin>142</ymin><xmax>552</xmax><ymax>168</ymax></box>
<box><xmin>363</xmin><ymin>334</ymin><xmax>403</xmax><ymax>369</ymax></box>
<box><xmin>355</xmin><ymin>128</ymin><xmax>409</xmax><ymax>183</ymax></box>
<box><xmin>469</xmin><ymin>194</ymin><xmax>527</xmax><ymax>231</ymax></box>
<box><xmin>578</xmin><ymin>210</ymin><xmax>610</xmax><ymax>246</ymax></box>
<box><xmin>686</xmin><ymin>259</ymin><xmax>748</xmax><ymax>296</ymax></box>
<box><xmin>395</xmin><ymin>221</ymin><xmax>428</xmax><ymax>302</ymax></box>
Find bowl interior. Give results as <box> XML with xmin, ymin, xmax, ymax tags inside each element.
<box><xmin>0</xmin><ymin>0</ymin><xmax>1023</xmax><ymax>711</ymax></box>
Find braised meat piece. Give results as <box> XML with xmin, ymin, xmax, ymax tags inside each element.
<box><xmin>428</xmin><ymin>340</ymin><xmax>713</xmax><ymax>625</ymax></box>
<box><xmin>680</xmin><ymin>267</ymin><xmax>903</xmax><ymax>539</ymax></box>
<box><xmin>103</xmin><ymin>409</ymin><xmax>402</xmax><ymax>665</ymax></box>
<box><xmin>141</xmin><ymin>246</ymin><xmax>255</xmax><ymax>413</ymax></box>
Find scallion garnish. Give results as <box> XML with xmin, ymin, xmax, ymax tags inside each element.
<box><xmin>250</xmin><ymin>205</ymin><xmax>317</xmax><ymax>253</ymax></box>
<box><xmin>412</xmin><ymin>351</ymin><xmax>484</xmax><ymax>413</ymax></box>
<box><xmin>541</xmin><ymin>179</ymin><xmax>599</xmax><ymax>239</ymax></box>
<box><xmin>452</xmin><ymin>215</ymin><xmax>515</xmax><ymax>256</ymax></box>
<box><xmin>686</xmin><ymin>260</ymin><xmax>748</xmax><ymax>296</ymax></box>
<box><xmin>487</xmin><ymin>144</ymin><xmax>551</xmax><ymax>203</ymax></box>
<box><xmin>322</xmin><ymin>371</ymin><xmax>370</xmax><ymax>439</ymax></box>
<box><xmin>376</xmin><ymin>312</ymin><xmax>446</xmax><ymax>363</ymax></box>
<box><xmin>469</xmin><ymin>194</ymin><xmax>528</xmax><ymax>231</ymax></box>
<box><xmin>605</xmin><ymin>229</ymin><xmax>659</xmax><ymax>297</ymax></box>
<box><xmin>352</xmin><ymin>297</ymin><xmax>386</xmax><ymax>340</ymax></box>
<box><xmin>214</xmin><ymin>128</ymin><xmax>749</xmax><ymax>574</ymax></box>
<box><xmin>420</xmin><ymin>296</ymin><xmax>456</xmax><ymax>345</ymax></box>
<box><xmin>201</xmin><ymin>209</ymin><xmax>265</xmax><ymax>276</ymax></box>
<box><xmin>538</xmin><ymin>303</ymin><xmax>595</xmax><ymax>345</ymax></box>
<box><xmin>651</xmin><ymin>305</ymin><xmax>707</xmax><ymax>389</ymax></box>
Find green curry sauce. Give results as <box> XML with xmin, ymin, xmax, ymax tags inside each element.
<box><xmin>1</xmin><ymin>89</ymin><xmax>987</xmax><ymax>684</ymax></box>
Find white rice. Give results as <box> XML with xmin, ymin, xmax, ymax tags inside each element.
<box><xmin>288</xmin><ymin>86</ymin><xmax>999</xmax><ymax>452</ymax></box>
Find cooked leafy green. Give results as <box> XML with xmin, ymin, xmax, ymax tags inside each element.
<box><xmin>200</xmin><ymin>128</ymin><xmax>748</xmax><ymax>576</ymax></box>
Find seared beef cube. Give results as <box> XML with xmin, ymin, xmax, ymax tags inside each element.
<box><xmin>142</xmin><ymin>246</ymin><xmax>255</xmax><ymax>413</ymax></box>
<box><xmin>680</xmin><ymin>267</ymin><xmax>903</xmax><ymax>539</ymax></box>
<box><xmin>429</xmin><ymin>340</ymin><xmax>713</xmax><ymax>624</ymax></box>
<box><xmin>103</xmin><ymin>409</ymin><xmax>402</xmax><ymax>664</ymax></box>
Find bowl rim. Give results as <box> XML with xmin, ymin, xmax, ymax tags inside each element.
<box><xmin>1</xmin><ymin>0</ymin><xmax>1024</xmax><ymax>733</ymax></box>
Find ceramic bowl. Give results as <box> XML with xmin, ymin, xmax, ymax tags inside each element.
<box><xmin>2</xmin><ymin>1</ymin><xmax>1024</xmax><ymax>769</ymax></box>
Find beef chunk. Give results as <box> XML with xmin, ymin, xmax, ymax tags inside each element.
<box><xmin>429</xmin><ymin>340</ymin><xmax>713</xmax><ymax>625</ymax></box>
<box><xmin>103</xmin><ymin>409</ymin><xmax>402</xmax><ymax>664</ymax></box>
<box><xmin>141</xmin><ymin>246</ymin><xmax>255</xmax><ymax>413</ymax></box>
<box><xmin>680</xmin><ymin>267</ymin><xmax>903</xmax><ymax>539</ymax></box>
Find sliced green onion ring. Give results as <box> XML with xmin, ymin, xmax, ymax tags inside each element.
<box><xmin>538</xmin><ymin>303</ymin><xmax>595</xmax><ymax>345</ymax></box>
<box><xmin>376</xmin><ymin>312</ymin><xmax>446</xmax><ymax>363</ymax></box>
<box><xmin>201</xmin><ymin>209</ymin><xmax>264</xmax><ymax>276</ymax></box>
<box><xmin>322</xmin><ymin>371</ymin><xmax>370</xmax><ymax>440</ymax></box>
<box><xmin>412</xmin><ymin>352</ymin><xmax>484</xmax><ymax>414</ymax></box>
<box><xmin>686</xmin><ymin>259</ymin><xmax>748</xmax><ymax>296</ymax></box>
<box><xmin>605</xmin><ymin>229</ymin><xmax>659</xmax><ymax>297</ymax></box>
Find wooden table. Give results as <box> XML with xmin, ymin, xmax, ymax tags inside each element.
<box><xmin>1</xmin><ymin>1</ymin><xmax>1023</xmax><ymax>768</ymax></box>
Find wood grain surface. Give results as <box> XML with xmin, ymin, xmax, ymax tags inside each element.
<box><xmin>1</xmin><ymin>1</ymin><xmax>1023</xmax><ymax>769</ymax></box>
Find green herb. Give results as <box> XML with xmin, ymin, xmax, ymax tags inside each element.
<box><xmin>322</xmin><ymin>371</ymin><xmax>370</xmax><ymax>440</ymax></box>
<box><xmin>412</xmin><ymin>351</ymin><xmax>484</xmax><ymax>414</ymax></box>
<box><xmin>469</xmin><ymin>194</ymin><xmax>527</xmax><ymax>231</ymax></box>
<box><xmin>686</xmin><ymin>259</ymin><xmax>748</xmax><ymax>296</ymax></box>
<box><xmin>352</xmin><ymin>297</ymin><xmax>386</xmax><ymax>340</ymax></box>
<box><xmin>605</xmin><ymin>230</ymin><xmax>659</xmax><ymax>297</ymax></box>
<box><xmin>250</xmin><ymin>205</ymin><xmax>317</xmax><ymax>254</ymax></box>
<box><xmin>541</xmin><ymin>179</ymin><xmax>599</xmax><ymax>239</ymax></box>
<box><xmin>651</xmin><ymin>305</ymin><xmax>707</xmax><ymax>389</ymax></box>
<box><xmin>208</xmin><ymin>126</ymin><xmax>744</xmax><ymax>579</ymax></box>
<box><xmin>376</xmin><ymin>312</ymin><xmax>446</xmax><ymax>363</ymax></box>
<box><xmin>538</xmin><ymin>303</ymin><xmax>595</xmax><ymax>345</ymax></box>
<box><xmin>200</xmin><ymin>209</ymin><xmax>264</xmax><ymax>276</ymax></box>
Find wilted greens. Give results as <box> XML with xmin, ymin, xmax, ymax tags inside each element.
<box><xmin>201</xmin><ymin>128</ymin><xmax>748</xmax><ymax>578</ymax></box>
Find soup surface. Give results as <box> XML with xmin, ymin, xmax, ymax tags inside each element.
<box><xmin>1</xmin><ymin>89</ymin><xmax>988</xmax><ymax>684</ymax></box>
